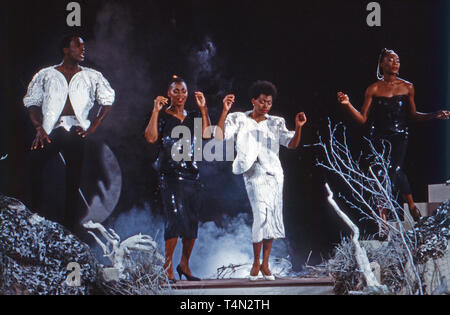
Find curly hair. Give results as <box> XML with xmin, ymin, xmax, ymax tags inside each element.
<box><xmin>248</xmin><ymin>80</ymin><xmax>277</xmax><ymax>101</ymax></box>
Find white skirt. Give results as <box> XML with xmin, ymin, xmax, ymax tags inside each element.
<box><xmin>243</xmin><ymin>161</ymin><xmax>285</xmax><ymax>243</ymax></box>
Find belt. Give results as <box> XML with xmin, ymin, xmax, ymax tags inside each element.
<box><xmin>54</xmin><ymin>116</ymin><xmax>82</xmax><ymax>132</ymax></box>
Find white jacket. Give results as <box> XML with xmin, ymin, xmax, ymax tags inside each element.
<box><xmin>225</xmin><ymin>111</ymin><xmax>295</xmax><ymax>176</ymax></box>
<box><xmin>23</xmin><ymin>65</ymin><xmax>115</xmax><ymax>134</ymax></box>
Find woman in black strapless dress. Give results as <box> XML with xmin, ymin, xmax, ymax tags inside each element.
<box><xmin>337</xmin><ymin>48</ymin><xmax>449</xmax><ymax>225</ymax></box>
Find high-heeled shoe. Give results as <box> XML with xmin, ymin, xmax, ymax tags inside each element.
<box><xmin>260</xmin><ymin>268</ymin><xmax>275</xmax><ymax>281</ymax></box>
<box><xmin>409</xmin><ymin>206</ymin><xmax>421</xmax><ymax>222</ymax></box>
<box><xmin>167</xmin><ymin>278</ymin><xmax>177</xmax><ymax>284</ymax></box>
<box><xmin>176</xmin><ymin>265</ymin><xmax>201</xmax><ymax>281</ymax></box>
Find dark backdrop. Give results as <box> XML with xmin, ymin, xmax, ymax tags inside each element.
<box><xmin>1</xmin><ymin>0</ymin><xmax>449</xmax><ymax>268</ymax></box>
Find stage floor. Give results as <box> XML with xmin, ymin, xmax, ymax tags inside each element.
<box><xmin>164</xmin><ymin>277</ymin><xmax>334</xmax><ymax>295</ymax></box>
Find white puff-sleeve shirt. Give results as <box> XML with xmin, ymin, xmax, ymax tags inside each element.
<box><xmin>23</xmin><ymin>65</ymin><xmax>115</xmax><ymax>134</ymax></box>
<box><xmin>225</xmin><ymin>111</ymin><xmax>295</xmax><ymax>178</ymax></box>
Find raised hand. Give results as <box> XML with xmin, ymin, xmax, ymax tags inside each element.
<box><xmin>31</xmin><ymin>126</ymin><xmax>51</xmax><ymax>150</ymax></box>
<box><xmin>295</xmin><ymin>112</ymin><xmax>307</xmax><ymax>128</ymax></box>
<box><xmin>337</xmin><ymin>91</ymin><xmax>351</xmax><ymax>105</ymax></box>
<box><xmin>153</xmin><ymin>96</ymin><xmax>168</xmax><ymax>113</ymax></box>
<box><xmin>435</xmin><ymin>110</ymin><xmax>450</xmax><ymax>120</ymax></box>
<box><xmin>222</xmin><ymin>94</ymin><xmax>235</xmax><ymax>112</ymax></box>
<box><xmin>194</xmin><ymin>91</ymin><xmax>207</xmax><ymax>110</ymax></box>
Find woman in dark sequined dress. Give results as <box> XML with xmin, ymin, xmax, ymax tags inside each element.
<box><xmin>144</xmin><ymin>76</ymin><xmax>211</xmax><ymax>282</ymax></box>
<box><xmin>337</xmin><ymin>49</ymin><xmax>449</xmax><ymax>227</ymax></box>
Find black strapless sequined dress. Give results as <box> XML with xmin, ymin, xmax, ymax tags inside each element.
<box><xmin>369</xmin><ymin>94</ymin><xmax>411</xmax><ymax>196</ymax></box>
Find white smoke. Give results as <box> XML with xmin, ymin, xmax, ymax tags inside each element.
<box><xmin>111</xmin><ymin>205</ymin><xmax>165</xmax><ymax>243</ymax></box>
<box><xmin>89</xmin><ymin>207</ymin><xmax>295</xmax><ymax>279</ymax></box>
<box><xmin>189</xmin><ymin>37</ymin><xmax>224</xmax><ymax>92</ymax></box>
<box><xmin>85</xmin><ymin>2</ymin><xmax>152</xmax><ymax>136</ymax></box>
<box><xmin>87</xmin><ymin>204</ymin><xmax>165</xmax><ymax>266</ymax></box>
<box><xmin>195</xmin><ymin>38</ymin><xmax>216</xmax><ymax>74</ymax></box>
<box><xmin>190</xmin><ymin>213</ymin><xmax>294</xmax><ymax>279</ymax></box>
<box><xmin>190</xmin><ymin>214</ymin><xmax>254</xmax><ymax>278</ymax></box>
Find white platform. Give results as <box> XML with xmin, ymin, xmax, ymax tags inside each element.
<box><xmin>428</xmin><ymin>183</ymin><xmax>450</xmax><ymax>203</ymax></box>
<box><xmin>401</xmin><ymin>182</ymin><xmax>449</xmax><ymax>230</ymax></box>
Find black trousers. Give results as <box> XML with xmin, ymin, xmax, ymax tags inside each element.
<box><xmin>29</xmin><ymin>127</ymin><xmax>85</xmax><ymax>230</ymax></box>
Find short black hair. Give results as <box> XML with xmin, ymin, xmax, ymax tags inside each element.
<box><xmin>168</xmin><ymin>75</ymin><xmax>187</xmax><ymax>89</ymax></box>
<box><xmin>249</xmin><ymin>80</ymin><xmax>277</xmax><ymax>101</ymax></box>
<box><xmin>60</xmin><ymin>34</ymin><xmax>81</xmax><ymax>56</ymax></box>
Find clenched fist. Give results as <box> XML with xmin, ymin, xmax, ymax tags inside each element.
<box><xmin>295</xmin><ymin>112</ymin><xmax>307</xmax><ymax>128</ymax></box>
<box><xmin>337</xmin><ymin>92</ymin><xmax>350</xmax><ymax>105</ymax></box>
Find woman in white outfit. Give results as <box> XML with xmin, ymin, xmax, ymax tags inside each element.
<box><xmin>217</xmin><ymin>81</ymin><xmax>307</xmax><ymax>280</ymax></box>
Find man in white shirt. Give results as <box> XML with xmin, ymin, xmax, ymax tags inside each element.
<box><xmin>23</xmin><ymin>34</ymin><xmax>115</xmax><ymax>231</ymax></box>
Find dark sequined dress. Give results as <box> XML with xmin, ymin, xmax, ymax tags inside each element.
<box><xmin>153</xmin><ymin>109</ymin><xmax>203</xmax><ymax>240</ymax></box>
<box><xmin>369</xmin><ymin>94</ymin><xmax>411</xmax><ymax>195</ymax></box>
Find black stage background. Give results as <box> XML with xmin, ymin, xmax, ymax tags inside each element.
<box><xmin>0</xmin><ymin>0</ymin><xmax>449</xmax><ymax>270</ymax></box>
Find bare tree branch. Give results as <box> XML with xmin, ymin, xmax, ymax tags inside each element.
<box><xmin>314</xmin><ymin>120</ymin><xmax>424</xmax><ymax>294</ymax></box>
